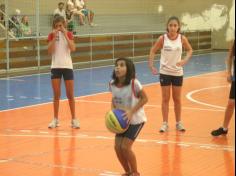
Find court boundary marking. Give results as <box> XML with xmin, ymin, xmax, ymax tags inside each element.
<box><xmin>0</xmin><ymin>132</ymin><xmax>234</xmax><ymax>152</ymax></box>
<box><xmin>0</xmin><ymin>52</ymin><xmax>227</xmax><ymax>80</ymax></box>
<box><xmin>186</xmin><ymin>85</ymin><xmax>229</xmax><ymax>109</ymax></box>
<box><xmin>0</xmin><ymin>71</ymin><xmax>226</xmax><ymax>113</ymax></box>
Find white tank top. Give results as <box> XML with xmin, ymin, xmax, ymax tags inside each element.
<box><xmin>160</xmin><ymin>34</ymin><xmax>183</xmax><ymax>76</ymax></box>
<box><xmin>49</xmin><ymin>31</ymin><xmax>73</xmax><ymax>69</ymax></box>
<box><xmin>109</xmin><ymin>79</ymin><xmax>147</xmax><ymax>125</ymax></box>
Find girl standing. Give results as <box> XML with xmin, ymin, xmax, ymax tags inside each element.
<box><xmin>148</xmin><ymin>16</ymin><xmax>193</xmax><ymax>132</ymax></box>
<box><xmin>109</xmin><ymin>58</ymin><xmax>148</xmax><ymax>176</ymax></box>
<box><xmin>48</xmin><ymin>16</ymin><xmax>80</xmax><ymax>129</ymax></box>
<box><xmin>211</xmin><ymin>40</ymin><xmax>235</xmax><ymax>136</ymax></box>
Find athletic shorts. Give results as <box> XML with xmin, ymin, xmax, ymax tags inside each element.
<box><xmin>229</xmin><ymin>81</ymin><xmax>235</xmax><ymax>99</ymax></box>
<box><xmin>82</xmin><ymin>9</ymin><xmax>89</xmax><ymax>16</ymax></box>
<box><xmin>51</xmin><ymin>68</ymin><xmax>74</xmax><ymax>80</ymax></box>
<box><xmin>116</xmin><ymin>123</ymin><xmax>145</xmax><ymax>141</ymax></box>
<box><xmin>160</xmin><ymin>74</ymin><xmax>183</xmax><ymax>86</ymax></box>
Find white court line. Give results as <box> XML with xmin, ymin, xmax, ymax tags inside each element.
<box><xmin>186</xmin><ymin>85</ymin><xmax>229</xmax><ymax>109</ymax></box>
<box><xmin>76</xmin><ymin>99</ymin><xmax>224</xmax><ymax>112</ymax></box>
<box><xmin>0</xmin><ymin>71</ymin><xmax>225</xmax><ymax>113</ymax></box>
<box><xmin>0</xmin><ymin>52</ymin><xmax>226</xmax><ymax>80</ymax></box>
<box><xmin>0</xmin><ymin>133</ymin><xmax>233</xmax><ymax>151</ymax></box>
<box><xmin>0</xmin><ymin>159</ymin><xmax>12</xmax><ymax>163</ymax></box>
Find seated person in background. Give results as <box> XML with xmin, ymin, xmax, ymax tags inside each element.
<box><xmin>65</xmin><ymin>6</ymin><xmax>76</xmax><ymax>34</ymax></box>
<box><xmin>76</xmin><ymin>0</ymin><xmax>96</xmax><ymax>27</ymax></box>
<box><xmin>0</xmin><ymin>4</ymin><xmax>5</xmax><ymax>25</ymax></box>
<box><xmin>53</xmin><ymin>2</ymin><xmax>66</xmax><ymax>20</ymax></box>
<box><xmin>67</xmin><ymin>0</ymin><xmax>85</xmax><ymax>25</ymax></box>
<box><xmin>9</xmin><ymin>9</ymin><xmax>21</xmax><ymax>36</ymax></box>
<box><xmin>19</xmin><ymin>16</ymin><xmax>32</xmax><ymax>37</ymax></box>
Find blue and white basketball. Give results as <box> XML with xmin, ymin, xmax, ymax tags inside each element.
<box><xmin>105</xmin><ymin>109</ymin><xmax>130</xmax><ymax>134</ymax></box>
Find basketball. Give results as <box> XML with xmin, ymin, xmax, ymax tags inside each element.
<box><xmin>105</xmin><ymin>109</ymin><xmax>130</xmax><ymax>134</ymax></box>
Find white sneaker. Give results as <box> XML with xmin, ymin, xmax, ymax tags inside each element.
<box><xmin>176</xmin><ymin>122</ymin><xmax>186</xmax><ymax>132</ymax></box>
<box><xmin>48</xmin><ymin>118</ymin><xmax>59</xmax><ymax>129</ymax></box>
<box><xmin>159</xmin><ymin>122</ymin><xmax>168</xmax><ymax>133</ymax></box>
<box><xmin>89</xmin><ymin>23</ymin><xmax>98</xmax><ymax>27</ymax></box>
<box><xmin>71</xmin><ymin>119</ymin><xmax>80</xmax><ymax>129</ymax></box>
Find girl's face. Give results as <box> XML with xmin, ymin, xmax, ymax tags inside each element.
<box><xmin>167</xmin><ymin>20</ymin><xmax>180</xmax><ymax>34</ymax></box>
<box><xmin>115</xmin><ymin>60</ymin><xmax>127</xmax><ymax>79</ymax></box>
<box><xmin>54</xmin><ymin>22</ymin><xmax>65</xmax><ymax>31</ymax></box>
<box><xmin>23</xmin><ymin>16</ymin><xmax>28</xmax><ymax>23</ymax></box>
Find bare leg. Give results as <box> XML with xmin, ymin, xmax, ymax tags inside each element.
<box><xmin>121</xmin><ymin>138</ymin><xmax>138</xmax><ymax>174</ymax></box>
<box><xmin>172</xmin><ymin>86</ymin><xmax>182</xmax><ymax>122</ymax></box>
<box><xmin>115</xmin><ymin>137</ymin><xmax>131</xmax><ymax>174</ymax></box>
<box><xmin>64</xmin><ymin>80</ymin><xmax>76</xmax><ymax>119</ymax></box>
<box><xmin>51</xmin><ymin>79</ymin><xmax>61</xmax><ymax>119</ymax></box>
<box><xmin>89</xmin><ymin>11</ymin><xmax>94</xmax><ymax>25</ymax></box>
<box><xmin>223</xmin><ymin>99</ymin><xmax>235</xmax><ymax>129</ymax></box>
<box><xmin>161</xmin><ymin>86</ymin><xmax>171</xmax><ymax>122</ymax></box>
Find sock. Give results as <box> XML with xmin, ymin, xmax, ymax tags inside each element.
<box><xmin>176</xmin><ymin>121</ymin><xmax>181</xmax><ymax>125</ymax></box>
<box><xmin>222</xmin><ymin>127</ymin><xmax>228</xmax><ymax>131</ymax></box>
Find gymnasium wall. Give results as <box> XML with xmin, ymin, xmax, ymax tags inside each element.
<box><xmin>1</xmin><ymin>0</ymin><xmax>235</xmax><ymax>48</ymax></box>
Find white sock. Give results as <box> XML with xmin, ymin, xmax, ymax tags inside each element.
<box><xmin>223</xmin><ymin>127</ymin><xmax>228</xmax><ymax>131</ymax></box>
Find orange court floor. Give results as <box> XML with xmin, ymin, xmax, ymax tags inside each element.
<box><xmin>0</xmin><ymin>71</ymin><xmax>235</xmax><ymax>176</ymax></box>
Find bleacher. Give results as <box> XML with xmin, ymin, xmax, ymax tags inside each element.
<box><xmin>0</xmin><ymin>28</ymin><xmax>212</xmax><ymax>77</ymax></box>
<box><xmin>0</xmin><ymin>0</ymin><xmax>214</xmax><ymax>77</ymax></box>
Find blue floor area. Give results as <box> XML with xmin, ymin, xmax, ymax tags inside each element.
<box><xmin>0</xmin><ymin>52</ymin><xmax>227</xmax><ymax>111</ymax></box>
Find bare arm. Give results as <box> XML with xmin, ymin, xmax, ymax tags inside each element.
<box><xmin>62</xmin><ymin>27</ymin><xmax>76</xmax><ymax>52</ymax></box>
<box><xmin>177</xmin><ymin>35</ymin><xmax>193</xmax><ymax>67</ymax></box>
<box><xmin>124</xmin><ymin>89</ymin><xmax>148</xmax><ymax>121</ymax></box>
<box><xmin>148</xmin><ymin>36</ymin><xmax>163</xmax><ymax>68</ymax></box>
<box><xmin>48</xmin><ymin>30</ymin><xmax>57</xmax><ymax>54</ymax></box>
<box><xmin>226</xmin><ymin>41</ymin><xmax>234</xmax><ymax>82</ymax></box>
<box><xmin>130</xmin><ymin>90</ymin><xmax>148</xmax><ymax>115</ymax></box>
<box><xmin>111</xmin><ymin>98</ymin><xmax>115</xmax><ymax>109</ymax></box>
<box><xmin>182</xmin><ymin>36</ymin><xmax>193</xmax><ymax>62</ymax></box>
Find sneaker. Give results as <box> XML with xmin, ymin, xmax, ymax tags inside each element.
<box><xmin>89</xmin><ymin>23</ymin><xmax>98</xmax><ymax>27</ymax></box>
<box><xmin>159</xmin><ymin>122</ymin><xmax>168</xmax><ymax>133</ymax></box>
<box><xmin>48</xmin><ymin>118</ymin><xmax>59</xmax><ymax>129</ymax></box>
<box><xmin>176</xmin><ymin>122</ymin><xmax>186</xmax><ymax>132</ymax></box>
<box><xmin>211</xmin><ymin>127</ymin><xmax>228</xmax><ymax>136</ymax></box>
<box><xmin>71</xmin><ymin>119</ymin><xmax>80</xmax><ymax>129</ymax></box>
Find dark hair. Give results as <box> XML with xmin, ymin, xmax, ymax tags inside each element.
<box><xmin>166</xmin><ymin>16</ymin><xmax>181</xmax><ymax>33</ymax></box>
<box><xmin>21</xmin><ymin>15</ymin><xmax>29</xmax><ymax>26</ymax></box>
<box><xmin>52</xmin><ymin>15</ymin><xmax>65</xmax><ymax>29</ymax></box>
<box><xmin>112</xmin><ymin>58</ymin><xmax>136</xmax><ymax>86</ymax></box>
<box><xmin>58</xmin><ymin>2</ymin><xmax>64</xmax><ymax>6</ymax></box>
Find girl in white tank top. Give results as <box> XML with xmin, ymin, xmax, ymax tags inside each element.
<box><xmin>148</xmin><ymin>16</ymin><xmax>193</xmax><ymax>133</ymax></box>
<box><xmin>109</xmin><ymin>58</ymin><xmax>148</xmax><ymax>176</ymax></box>
<box><xmin>160</xmin><ymin>33</ymin><xmax>183</xmax><ymax>76</ymax></box>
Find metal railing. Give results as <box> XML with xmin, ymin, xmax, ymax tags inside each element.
<box><xmin>0</xmin><ymin>30</ymin><xmax>212</xmax><ymax>77</ymax></box>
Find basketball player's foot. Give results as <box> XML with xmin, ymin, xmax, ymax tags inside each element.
<box><xmin>176</xmin><ymin>122</ymin><xmax>186</xmax><ymax>132</ymax></box>
<box><xmin>71</xmin><ymin>119</ymin><xmax>80</xmax><ymax>129</ymax></box>
<box><xmin>48</xmin><ymin>118</ymin><xmax>59</xmax><ymax>129</ymax></box>
<box><xmin>211</xmin><ymin>127</ymin><xmax>228</xmax><ymax>136</ymax></box>
<box><xmin>159</xmin><ymin>122</ymin><xmax>168</xmax><ymax>133</ymax></box>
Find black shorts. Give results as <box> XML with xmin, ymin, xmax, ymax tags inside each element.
<box><xmin>116</xmin><ymin>123</ymin><xmax>145</xmax><ymax>141</ymax></box>
<box><xmin>160</xmin><ymin>74</ymin><xmax>183</xmax><ymax>86</ymax></box>
<box><xmin>229</xmin><ymin>81</ymin><xmax>235</xmax><ymax>99</ymax></box>
<box><xmin>51</xmin><ymin>69</ymin><xmax>74</xmax><ymax>80</ymax></box>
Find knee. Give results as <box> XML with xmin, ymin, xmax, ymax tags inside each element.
<box><xmin>66</xmin><ymin>92</ymin><xmax>74</xmax><ymax>100</ymax></box>
<box><xmin>173</xmin><ymin>96</ymin><xmax>181</xmax><ymax>104</ymax></box>
<box><xmin>121</xmin><ymin>144</ymin><xmax>131</xmax><ymax>153</ymax></box>
<box><xmin>114</xmin><ymin>144</ymin><xmax>121</xmax><ymax>153</ymax></box>
<box><xmin>162</xmin><ymin>97</ymin><xmax>170</xmax><ymax>104</ymax></box>
<box><xmin>53</xmin><ymin>94</ymin><xmax>61</xmax><ymax>101</ymax></box>
<box><xmin>227</xmin><ymin>100</ymin><xmax>235</xmax><ymax>109</ymax></box>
